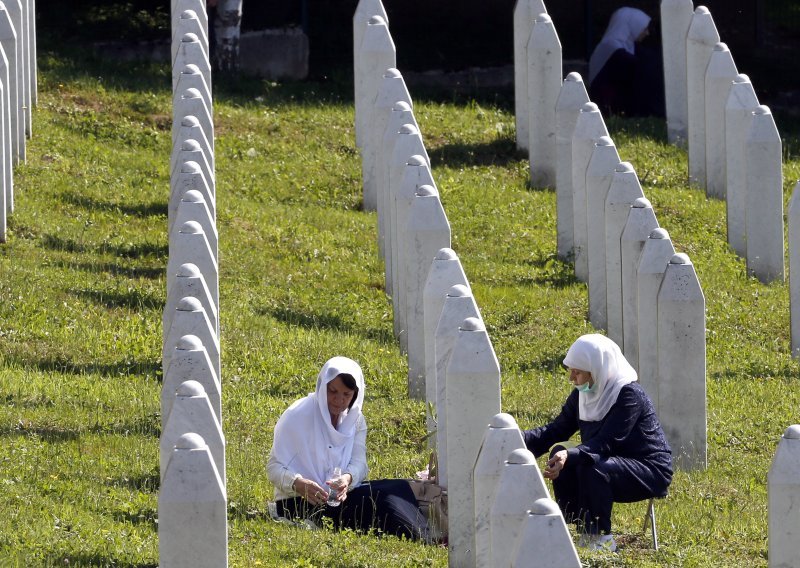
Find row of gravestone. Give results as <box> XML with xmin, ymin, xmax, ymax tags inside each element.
<box><xmin>0</xmin><ymin>0</ymin><xmax>36</xmax><ymax>243</ymax></box>
<box><xmin>665</xmin><ymin>2</ymin><xmax>784</xmax><ymax>284</ymax></box>
<box><xmin>352</xmin><ymin>2</ymin><xmax>586</xmax><ymax>566</ymax></box>
<box><xmin>513</xmin><ymin>2</ymin><xmax>708</xmax><ymax>471</ymax></box>
<box><xmin>159</xmin><ymin>2</ymin><xmax>227</xmax><ymax>568</ymax></box>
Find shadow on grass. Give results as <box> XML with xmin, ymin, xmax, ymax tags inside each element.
<box><xmin>61</xmin><ymin>193</ymin><xmax>167</xmax><ymax>219</ymax></box>
<box><xmin>70</xmin><ymin>287</ymin><xmax>163</xmax><ymax>311</ymax></box>
<box><xmin>427</xmin><ymin>137</ymin><xmax>521</xmax><ymax>169</ymax></box>
<box><xmin>107</xmin><ymin>471</ymin><xmax>160</xmax><ymax>493</ymax></box>
<box><xmin>6</xmin><ymin>353</ymin><xmax>161</xmax><ymax>379</ymax></box>
<box><xmin>258</xmin><ymin>304</ymin><xmax>395</xmax><ymax>345</ymax></box>
<box><xmin>51</xmin><ymin>258</ymin><xmax>164</xmax><ymax>280</ymax></box>
<box><xmin>0</xmin><ymin>416</ymin><xmax>160</xmax><ymax>441</ymax></box>
<box><xmin>517</xmin><ymin>350</ymin><xmax>568</xmax><ymax>374</ymax></box>
<box><xmin>42</xmin><ymin>551</ymin><xmax>157</xmax><ymax>568</ymax></box>
<box><xmin>518</xmin><ymin>253</ymin><xmax>578</xmax><ymax>289</ymax></box>
<box><xmin>112</xmin><ymin>507</ymin><xmax>158</xmax><ymax>530</ymax></box>
<box><xmin>42</xmin><ymin>234</ymin><xmax>167</xmax><ymax>261</ymax></box>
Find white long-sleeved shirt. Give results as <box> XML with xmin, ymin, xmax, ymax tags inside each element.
<box><xmin>267</xmin><ymin>414</ymin><xmax>369</xmax><ymax>501</ymax></box>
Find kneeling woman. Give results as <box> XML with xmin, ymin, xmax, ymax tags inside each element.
<box><xmin>523</xmin><ymin>335</ymin><xmax>672</xmax><ymax>551</ymax></box>
<box><xmin>267</xmin><ymin>356</ymin><xmax>429</xmax><ymax>541</ymax></box>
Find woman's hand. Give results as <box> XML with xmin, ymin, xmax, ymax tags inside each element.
<box><xmin>544</xmin><ymin>450</ymin><xmax>568</xmax><ymax>480</ymax></box>
<box><xmin>293</xmin><ymin>477</ymin><xmax>329</xmax><ymax>506</ymax></box>
<box><xmin>327</xmin><ymin>472</ymin><xmax>352</xmax><ymax>504</ymax></box>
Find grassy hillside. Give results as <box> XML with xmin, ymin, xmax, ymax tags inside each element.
<box><xmin>0</xmin><ymin>46</ymin><xmax>799</xmax><ymax>566</ymax></box>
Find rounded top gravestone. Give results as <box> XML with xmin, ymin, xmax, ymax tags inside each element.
<box><xmin>176</xmin><ymin>432</ymin><xmax>205</xmax><ymax>450</ymax></box>
<box><xmin>507</xmin><ymin>448</ymin><xmax>536</xmax><ymax>465</ymax></box>
<box><xmin>460</xmin><ymin>317</ymin><xmax>484</xmax><ymax>332</ymax></box>
<box><xmin>177</xmin><ymin>263</ymin><xmax>201</xmax><ymax>278</ymax></box>
<box><xmin>182</xmin><ymin>190</ymin><xmax>205</xmax><ymax>204</ymax></box>
<box><xmin>535</xmin><ymin>13</ymin><xmax>551</xmax><ymax>24</ymax></box>
<box><xmin>368</xmin><ymin>15</ymin><xmax>385</xmax><ymax>26</ymax></box>
<box><xmin>384</xmin><ymin>68</ymin><xmax>401</xmax><ymax>78</ymax></box>
<box><xmin>650</xmin><ymin>228</ymin><xmax>670</xmax><ymax>240</ymax></box>
<box><xmin>435</xmin><ymin>248</ymin><xmax>458</xmax><ymax>261</ymax></box>
<box><xmin>565</xmin><ymin>71</ymin><xmax>582</xmax><ymax>83</ymax></box>
<box><xmin>181</xmin><ymin>115</ymin><xmax>200</xmax><ymax>128</ymax></box>
<box><xmin>447</xmin><ymin>284</ymin><xmax>470</xmax><ymax>298</ymax></box>
<box><xmin>181</xmin><ymin>139</ymin><xmax>201</xmax><ymax>152</ymax></box>
<box><xmin>784</xmin><ymin>425</ymin><xmax>800</xmax><ymax>439</ymax></box>
<box><xmin>490</xmin><ymin>413</ymin><xmax>518</xmax><ymax>429</ymax></box>
<box><xmin>177</xmin><ymin>380</ymin><xmax>205</xmax><ymax>397</ymax></box>
<box><xmin>408</xmin><ymin>154</ymin><xmax>426</xmax><ymax>167</ymax></box>
<box><xmin>670</xmin><ymin>252</ymin><xmax>691</xmax><ymax>265</ymax></box>
<box><xmin>416</xmin><ymin>185</ymin><xmax>436</xmax><ymax>197</ymax></box>
<box><xmin>596</xmin><ymin>135</ymin><xmax>614</xmax><ymax>147</ymax></box>
<box><xmin>399</xmin><ymin>123</ymin><xmax>417</xmax><ymax>135</ymax></box>
<box><xmin>530</xmin><ymin>497</ymin><xmax>560</xmax><ymax>515</ymax></box>
<box><xmin>632</xmin><ymin>197</ymin><xmax>652</xmax><ymax>208</ymax></box>
<box><xmin>177</xmin><ymin>297</ymin><xmax>204</xmax><ymax>312</ymax></box>
<box><xmin>581</xmin><ymin>102</ymin><xmax>599</xmax><ymax>113</ymax></box>
<box><xmin>179</xmin><ymin>221</ymin><xmax>203</xmax><ymax>234</ymax></box>
<box><xmin>181</xmin><ymin>161</ymin><xmax>202</xmax><ymax>175</ymax></box>
<box><xmin>177</xmin><ymin>334</ymin><xmax>203</xmax><ymax>351</ymax></box>
<box><xmin>616</xmin><ymin>161</ymin><xmax>634</xmax><ymax>173</ymax></box>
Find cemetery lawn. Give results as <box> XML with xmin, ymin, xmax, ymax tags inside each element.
<box><xmin>1</xmin><ymin>47</ymin><xmax>799</xmax><ymax>567</ymax></box>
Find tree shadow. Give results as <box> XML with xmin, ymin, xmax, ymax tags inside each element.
<box><xmin>60</xmin><ymin>193</ymin><xmax>167</xmax><ymax>219</ymax></box>
<box><xmin>0</xmin><ymin>416</ymin><xmax>160</xmax><ymax>441</ymax></box>
<box><xmin>41</xmin><ymin>234</ymin><xmax>167</xmax><ymax>261</ymax></box>
<box><xmin>258</xmin><ymin>304</ymin><xmax>395</xmax><ymax>345</ymax></box>
<box><xmin>427</xmin><ymin>137</ymin><xmax>521</xmax><ymax>169</ymax></box>
<box><xmin>5</xmin><ymin>353</ymin><xmax>161</xmax><ymax>379</ymax></box>
<box><xmin>518</xmin><ymin>252</ymin><xmax>578</xmax><ymax>289</ymax></box>
<box><xmin>106</xmin><ymin>471</ymin><xmax>160</xmax><ymax>494</ymax></box>
<box><xmin>111</xmin><ymin>508</ymin><xmax>158</xmax><ymax>532</ymax></box>
<box><xmin>69</xmin><ymin>287</ymin><xmax>163</xmax><ymax>311</ymax></box>
<box><xmin>51</xmin><ymin>258</ymin><xmax>164</xmax><ymax>280</ymax></box>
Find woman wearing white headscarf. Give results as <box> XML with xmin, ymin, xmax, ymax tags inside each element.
<box><xmin>267</xmin><ymin>356</ymin><xmax>429</xmax><ymax>540</ymax></box>
<box><xmin>588</xmin><ymin>7</ymin><xmax>664</xmax><ymax>117</ymax></box>
<box><xmin>522</xmin><ymin>335</ymin><xmax>672</xmax><ymax>551</ymax></box>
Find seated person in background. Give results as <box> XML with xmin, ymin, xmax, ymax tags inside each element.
<box><xmin>522</xmin><ymin>334</ymin><xmax>672</xmax><ymax>552</ymax></box>
<box><xmin>588</xmin><ymin>7</ymin><xmax>665</xmax><ymax>117</ymax></box>
<box><xmin>267</xmin><ymin>356</ymin><xmax>430</xmax><ymax>541</ymax></box>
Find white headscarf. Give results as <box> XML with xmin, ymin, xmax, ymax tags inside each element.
<box><xmin>588</xmin><ymin>7</ymin><xmax>651</xmax><ymax>84</ymax></box>
<box><xmin>563</xmin><ymin>334</ymin><xmax>637</xmax><ymax>422</ymax></box>
<box><xmin>270</xmin><ymin>356</ymin><xmax>366</xmax><ymax>487</ymax></box>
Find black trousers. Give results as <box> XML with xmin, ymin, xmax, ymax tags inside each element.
<box><xmin>276</xmin><ymin>479</ymin><xmax>430</xmax><ymax>542</ymax></box>
<box><xmin>551</xmin><ymin>453</ymin><xmax>664</xmax><ymax>535</ymax></box>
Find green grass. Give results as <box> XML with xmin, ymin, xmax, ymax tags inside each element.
<box><xmin>1</xmin><ymin>45</ymin><xmax>799</xmax><ymax>566</ymax></box>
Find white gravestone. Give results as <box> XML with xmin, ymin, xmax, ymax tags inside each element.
<box><xmin>511</xmin><ymin>498</ymin><xmax>581</xmax><ymax>568</ymax></box>
<box><xmin>513</xmin><ymin>0</ymin><xmax>547</xmax><ymax>152</ymax></box>
<box><xmin>163</xmin><ymin>296</ymin><xmax>220</xmax><ymax>380</ymax></box>
<box><xmin>704</xmin><ymin>42</ymin><xmax>738</xmax><ymax>200</ymax></box>
<box><xmin>162</xmin><ymin>335</ymin><xmax>221</xmax><ymax>427</ymax></box>
<box><xmin>489</xmin><ymin>449</ymin><xmax>550</xmax><ymax>568</ymax></box>
<box><xmin>660</xmin><ymin>0</ymin><xmax>694</xmax><ymax>145</ymax></box>
<box><xmin>686</xmin><ymin>6</ymin><xmax>720</xmax><ymax>188</ymax></box>
<box><xmin>571</xmin><ymin>102</ymin><xmax>608</xmax><ymax>282</ymax></box>
<box><xmin>164</xmin><ymin>262</ymin><xmax>218</xmax><ymax>340</ymax></box>
<box><xmin>363</xmin><ymin>68</ymin><xmax>411</xmax><ymax>212</ymax></box>
<box><xmin>378</xmin><ymin>102</ymin><xmax>424</xmax><ymax>261</ymax></box>
<box><xmin>789</xmin><ymin>183</ymin><xmax>800</xmax><ymax>359</ymax></box>
<box><xmin>161</xmin><ymin>381</ymin><xmax>225</xmax><ymax>484</ymax></box>
<box><xmin>172</xmin><ymin>88</ymin><xmax>213</xmax><ymax>154</ymax></box>
<box><xmin>0</xmin><ymin>67</ymin><xmax>10</xmax><ymax>214</ymax></box>
<box><xmin>435</xmin><ymin>286</ymin><xmax>482</xmax><ymax>491</ymax></box>
<box><xmin>445</xmin><ymin>317</ymin><xmax>501</xmax><ymax>568</ymax></box>
<box><xmin>386</xmin><ymin>125</ymin><xmax>428</xmax><ymax>309</ymax></box>
<box><xmin>473</xmin><ymin>414</ymin><xmax>525</xmax><ymax>568</ymax></box>
<box><xmin>25</xmin><ymin>0</ymin><xmax>33</xmax><ymax>110</ymax></box>
<box><xmin>0</xmin><ymin>6</ymin><xmax>21</xmax><ymax>164</ymax></box>
<box><xmin>393</xmin><ymin>156</ymin><xmax>436</xmax><ymax>347</ymax></box>
<box><xmin>526</xmin><ymin>12</ymin><xmax>561</xmax><ymax>188</ymax></box>
<box><xmin>158</xmin><ymin>433</ymin><xmax>228</xmax><ymax>568</ymax></box>
<box><xmin>352</xmin><ymin>0</ymin><xmax>388</xmax><ymax>148</ymax></box>
<box><xmin>555</xmin><ymin>72</ymin><xmax>589</xmax><ymax>260</ymax></box>
<box><xmin>173</xmin><ymin>33</ymin><xmax>211</xmax><ymax>95</ymax></box>
<box><xmin>621</xmin><ymin>197</ymin><xmax>659</xmax><ymax>368</ymax></box>
<box><xmin>423</xmin><ymin>249</ymin><xmax>469</xmax><ymax>433</ymax></box>
<box><xmin>166</xmin><ymin>220</ymin><xmax>219</xmax><ymax>310</ymax></box>
<box><xmin>605</xmin><ymin>162</ymin><xmax>645</xmax><ymax>347</ymax></box>
<box><xmin>405</xmin><ymin>185</ymin><xmax>451</xmax><ymax>400</ymax></box>
<box><xmin>172</xmin><ymin>0</ymin><xmax>208</xmax><ymax>38</ymax></box>
<box><xmin>174</xmin><ymin>66</ymin><xmax>213</xmax><ymax>130</ymax></box>
<box><xmin>657</xmin><ymin>253</ymin><xmax>706</xmax><ymax>470</ymax></box>
<box><xmin>586</xmin><ymin>136</ymin><xmax>621</xmax><ymax>330</ymax></box>
<box><xmin>171</xmin><ymin>139</ymin><xmax>214</xmax><ymax>199</ymax></box>
<box><xmin>768</xmin><ymin>424</ymin><xmax>800</xmax><ymax>568</ymax></box>
<box><xmin>4</xmin><ymin>0</ymin><xmax>24</xmax><ymax>155</ymax></box>
<box><xmin>636</xmin><ymin>228</ymin><xmax>675</xmax><ymax>410</ymax></box>
<box><xmin>170</xmin><ymin>161</ymin><xmax>214</xmax><ymax>226</ymax></box>
<box><xmin>19</xmin><ymin>0</ymin><xmax>29</xmax><ymax>136</ymax></box>
<box><xmin>745</xmin><ymin>105</ymin><xmax>784</xmax><ymax>284</ymax></box>
<box><xmin>171</xmin><ymin>114</ymin><xmax>214</xmax><ymax>179</ymax></box>
<box><xmin>173</xmin><ymin>190</ymin><xmax>218</xmax><ymax>261</ymax></box>
<box><xmin>172</xmin><ymin>10</ymin><xmax>209</xmax><ymax>64</ymax></box>
<box><xmin>725</xmin><ymin>74</ymin><xmax>759</xmax><ymax>256</ymax></box>
<box><xmin>355</xmin><ymin>15</ymin><xmax>395</xmax><ymax>174</ymax></box>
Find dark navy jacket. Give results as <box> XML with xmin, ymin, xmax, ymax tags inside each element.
<box><xmin>523</xmin><ymin>382</ymin><xmax>672</xmax><ymax>496</ymax></box>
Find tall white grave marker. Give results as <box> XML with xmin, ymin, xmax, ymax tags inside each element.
<box><xmin>768</xmin><ymin>424</ymin><xmax>800</xmax><ymax>568</ymax></box>
<box><xmin>586</xmin><ymin>136</ymin><xmax>620</xmax><ymax>330</ymax></box>
<box><xmin>405</xmin><ymin>185</ymin><xmax>451</xmax><ymax>400</ymax></box>
<box><xmin>658</xmin><ymin>253</ymin><xmax>706</xmax><ymax>470</ymax></box>
<box><xmin>159</xmin><ymin>433</ymin><xmax>228</xmax><ymax>568</ymax></box>
<box><xmin>473</xmin><ymin>414</ymin><xmax>525</xmax><ymax>568</ymax></box>
<box><xmin>660</xmin><ymin>0</ymin><xmax>694</xmax><ymax>145</ymax></box>
<box><xmin>725</xmin><ymin>74</ymin><xmax>759</xmax><ymax>256</ymax></box>
<box><xmin>686</xmin><ymin>6</ymin><xmax>720</xmax><ymax>187</ymax></box>
<box><xmin>511</xmin><ymin>498</ymin><xmax>581</xmax><ymax>568</ymax></box>
<box><xmin>445</xmin><ymin>318</ymin><xmax>501</xmax><ymax>568</ymax></box>
<box><xmin>789</xmin><ymin>183</ymin><xmax>800</xmax><ymax>359</ymax></box>
<box><xmin>163</xmin><ymin>296</ymin><xmax>220</xmax><ymax>380</ymax></box>
<box><xmin>555</xmin><ymin>72</ymin><xmax>589</xmax><ymax>259</ymax></box>
<box><xmin>527</xmin><ymin>12</ymin><xmax>561</xmax><ymax>188</ymax></box>
<box><xmin>704</xmin><ymin>42</ymin><xmax>738</xmax><ymax>199</ymax></box>
<box><xmin>164</xmin><ymin>263</ymin><xmax>218</xmax><ymax>338</ymax></box>
<box><xmin>745</xmin><ymin>105</ymin><xmax>784</xmax><ymax>284</ymax></box>
<box><xmin>513</xmin><ymin>0</ymin><xmax>547</xmax><ymax>151</ymax></box>
<box><xmin>0</xmin><ymin>5</ymin><xmax>21</xmax><ymax>163</ymax></box>
<box><xmin>636</xmin><ymin>228</ymin><xmax>675</xmax><ymax>409</ymax></box>
<box><xmin>572</xmin><ymin>102</ymin><xmax>608</xmax><ymax>282</ymax></box>
<box><xmin>162</xmin><ymin>335</ymin><xmax>221</xmax><ymax>427</ymax></box>
<box><xmin>352</xmin><ymin>0</ymin><xmax>388</xmax><ymax>148</ymax></box>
